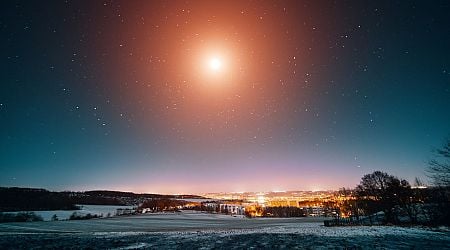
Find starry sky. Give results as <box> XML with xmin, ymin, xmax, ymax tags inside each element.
<box><xmin>1</xmin><ymin>1</ymin><xmax>449</xmax><ymax>194</ymax></box>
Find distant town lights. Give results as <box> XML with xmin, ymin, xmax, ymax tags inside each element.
<box><xmin>257</xmin><ymin>195</ymin><xmax>266</xmax><ymax>204</ymax></box>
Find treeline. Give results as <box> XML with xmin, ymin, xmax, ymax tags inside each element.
<box><xmin>0</xmin><ymin>212</ymin><xmax>43</xmax><ymax>223</ymax></box>
<box><xmin>69</xmin><ymin>193</ymin><xmax>125</xmax><ymax>206</ymax></box>
<box><xmin>261</xmin><ymin>206</ymin><xmax>306</xmax><ymax>217</ymax></box>
<box><xmin>335</xmin><ymin>139</ymin><xmax>450</xmax><ymax>226</ymax></box>
<box><xmin>68</xmin><ymin>212</ymin><xmax>101</xmax><ymax>220</ymax></box>
<box><xmin>338</xmin><ymin>171</ymin><xmax>450</xmax><ymax>226</ymax></box>
<box><xmin>138</xmin><ymin>198</ymin><xmax>187</xmax><ymax>212</ymax></box>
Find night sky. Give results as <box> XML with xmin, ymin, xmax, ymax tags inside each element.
<box><xmin>1</xmin><ymin>1</ymin><xmax>449</xmax><ymax>194</ymax></box>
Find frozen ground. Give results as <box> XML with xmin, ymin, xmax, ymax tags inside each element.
<box><xmin>0</xmin><ymin>211</ymin><xmax>449</xmax><ymax>249</ymax></box>
<box><xmin>2</xmin><ymin>205</ymin><xmax>135</xmax><ymax>221</ymax></box>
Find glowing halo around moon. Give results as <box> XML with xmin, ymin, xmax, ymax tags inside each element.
<box><xmin>194</xmin><ymin>46</ymin><xmax>235</xmax><ymax>87</ymax></box>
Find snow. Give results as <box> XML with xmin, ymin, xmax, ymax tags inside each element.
<box><xmin>3</xmin><ymin>205</ymin><xmax>135</xmax><ymax>221</ymax></box>
<box><xmin>0</xmin><ymin>211</ymin><xmax>449</xmax><ymax>249</ymax></box>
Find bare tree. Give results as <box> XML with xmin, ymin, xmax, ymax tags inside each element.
<box><xmin>355</xmin><ymin>171</ymin><xmax>411</xmax><ymax>224</ymax></box>
<box><xmin>427</xmin><ymin>138</ymin><xmax>450</xmax><ymax>186</ymax></box>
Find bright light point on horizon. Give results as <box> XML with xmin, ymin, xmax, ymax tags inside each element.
<box><xmin>257</xmin><ymin>194</ymin><xmax>266</xmax><ymax>204</ymax></box>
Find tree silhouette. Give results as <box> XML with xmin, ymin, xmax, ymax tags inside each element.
<box><xmin>427</xmin><ymin>138</ymin><xmax>450</xmax><ymax>186</ymax></box>
<box><xmin>355</xmin><ymin>171</ymin><xmax>411</xmax><ymax>223</ymax></box>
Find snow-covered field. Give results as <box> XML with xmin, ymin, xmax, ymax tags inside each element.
<box><xmin>0</xmin><ymin>211</ymin><xmax>448</xmax><ymax>249</ymax></box>
<box><xmin>3</xmin><ymin>205</ymin><xmax>135</xmax><ymax>221</ymax></box>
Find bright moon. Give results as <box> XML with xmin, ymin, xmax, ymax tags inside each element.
<box><xmin>209</xmin><ymin>57</ymin><xmax>222</xmax><ymax>71</ymax></box>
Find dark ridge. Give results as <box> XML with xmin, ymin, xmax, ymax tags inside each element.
<box><xmin>0</xmin><ymin>187</ymin><xmax>206</xmax><ymax>212</ymax></box>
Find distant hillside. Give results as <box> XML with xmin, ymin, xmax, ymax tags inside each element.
<box><xmin>83</xmin><ymin>190</ymin><xmax>204</xmax><ymax>199</ymax></box>
<box><xmin>0</xmin><ymin>187</ymin><xmax>78</xmax><ymax>212</ymax></box>
<box><xmin>0</xmin><ymin>187</ymin><xmax>205</xmax><ymax>212</ymax></box>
